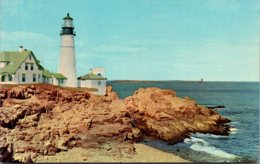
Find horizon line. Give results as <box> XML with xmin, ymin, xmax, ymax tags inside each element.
<box><xmin>107</xmin><ymin>80</ymin><xmax>259</xmax><ymax>82</ymax></box>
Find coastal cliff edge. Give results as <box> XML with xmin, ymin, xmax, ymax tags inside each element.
<box><xmin>0</xmin><ymin>84</ymin><xmax>230</xmax><ymax>162</ymax></box>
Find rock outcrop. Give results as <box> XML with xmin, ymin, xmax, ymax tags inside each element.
<box><xmin>0</xmin><ymin>84</ymin><xmax>230</xmax><ymax>162</ymax></box>
<box><xmin>124</xmin><ymin>87</ymin><xmax>230</xmax><ymax>142</ymax></box>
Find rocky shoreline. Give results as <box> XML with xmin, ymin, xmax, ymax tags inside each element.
<box><xmin>0</xmin><ymin>84</ymin><xmax>230</xmax><ymax>162</ymax></box>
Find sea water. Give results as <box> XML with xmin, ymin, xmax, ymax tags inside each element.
<box><xmin>109</xmin><ymin>81</ymin><xmax>259</xmax><ymax>162</ymax></box>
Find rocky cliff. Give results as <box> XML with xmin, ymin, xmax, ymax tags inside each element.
<box><xmin>124</xmin><ymin>87</ymin><xmax>230</xmax><ymax>143</ymax></box>
<box><xmin>0</xmin><ymin>84</ymin><xmax>230</xmax><ymax>162</ymax></box>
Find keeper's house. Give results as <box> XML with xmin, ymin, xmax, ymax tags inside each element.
<box><xmin>0</xmin><ymin>47</ymin><xmax>67</xmax><ymax>86</ymax></box>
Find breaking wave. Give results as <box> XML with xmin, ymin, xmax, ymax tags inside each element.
<box><xmin>193</xmin><ymin>133</ymin><xmax>230</xmax><ymax>139</ymax></box>
<box><xmin>184</xmin><ymin>136</ymin><xmax>237</xmax><ymax>159</ymax></box>
<box><xmin>230</xmin><ymin>128</ymin><xmax>239</xmax><ymax>134</ymax></box>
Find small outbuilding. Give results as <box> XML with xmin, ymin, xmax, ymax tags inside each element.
<box><xmin>78</xmin><ymin>68</ymin><xmax>107</xmax><ymax>95</ymax></box>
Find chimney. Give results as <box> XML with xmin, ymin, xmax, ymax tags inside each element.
<box><xmin>19</xmin><ymin>46</ymin><xmax>24</xmax><ymax>53</ymax></box>
<box><xmin>89</xmin><ymin>69</ymin><xmax>93</xmax><ymax>74</ymax></box>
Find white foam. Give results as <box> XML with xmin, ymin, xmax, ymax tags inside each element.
<box><xmin>193</xmin><ymin>133</ymin><xmax>229</xmax><ymax>139</ymax></box>
<box><xmin>230</xmin><ymin>128</ymin><xmax>239</xmax><ymax>134</ymax></box>
<box><xmin>184</xmin><ymin>136</ymin><xmax>237</xmax><ymax>159</ymax></box>
<box><xmin>184</xmin><ymin>136</ymin><xmax>209</xmax><ymax>145</ymax></box>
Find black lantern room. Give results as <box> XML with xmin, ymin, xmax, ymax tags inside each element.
<box><xmin>60</xmin><ymin>13</ymin><xmax>76</xmax><ymax>36</ymax></box>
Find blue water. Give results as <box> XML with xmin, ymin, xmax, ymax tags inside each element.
<box><xmin>109</xmin><ymin>81</ymin><xmax>259</xmax><ymax>162</ymax></box>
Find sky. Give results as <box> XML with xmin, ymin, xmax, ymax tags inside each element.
<box><xmin>0</xmin><ymin>0</ymin><xmax>259</xmax><ymax>81</ymax></box>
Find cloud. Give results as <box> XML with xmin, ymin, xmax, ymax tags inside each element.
<box><xmin>204</xmin><ymin>0</ymin><xmax>240</xmax><ymax>12</ymax></box>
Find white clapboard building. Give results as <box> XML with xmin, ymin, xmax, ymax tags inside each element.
<box><xmin>78</xmin><ymin>67</ymin><xmax>107</xmax><ymax>95</ymax></box>
<box><xmin>0</xmin><ymin>47</ymin><xmax>44</xmax><ymax>85</ymax></box>
<box><xmin>0</xmin><ymin>47</ymin><xmax>67</xmax><ymax>86</ymax></box>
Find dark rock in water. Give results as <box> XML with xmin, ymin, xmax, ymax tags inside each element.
<box><xmin>207</xmin><ymin>105</ymin><xmax>225</xmax><ymax>109</ymax></box>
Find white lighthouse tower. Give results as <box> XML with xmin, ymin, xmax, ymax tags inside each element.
<box><xmin>58</xmin><ymin>13</ymin><xmax>77</xmax><ymax>87</ymax></box>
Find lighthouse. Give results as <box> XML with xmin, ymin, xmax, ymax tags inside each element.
<box><xmin>58</xmin><ymin>13</ymin><xmax>77</xmax><ymax>87</ymax></box>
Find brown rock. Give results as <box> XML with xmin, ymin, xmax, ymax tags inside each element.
<box><xmin>106</xmin><ymin>85</ymin><xmax>113</xmax><ymax>93</ymax></box>
<box><xmin>127</xmin><ymin>128</ymin><xmax>141</xmax><ymax>141</ymax></box>
<box><xmin>0</xmin><ymin>89</ymin><xmax>8</xmax><ymax>99</ymax></box>
<box><xmin>124</xmin><ymin>87</ymin><xmax>230</xmax><ymax>142</ymax></box>
<box><xmin>0</xmin><ymin>84</ymin><xmax>230</xmax><ymax>162</ymax></box>
<box><xmin>8</xmin><ymin>87</ymin><xmax>26</xmax><ymax>99</ymax></box>
<box><xmin>0</xmin><ymin>138</ymin><xmax>15</xmax><ymax>162</ymax></box>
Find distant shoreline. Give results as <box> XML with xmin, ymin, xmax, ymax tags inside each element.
<box><xmin>109</xmin><ymin>80</ymin><xmax>258</xmax><ymax>83</ymax></box>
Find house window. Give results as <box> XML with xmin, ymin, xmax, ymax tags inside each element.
<box><xmin>58</xmin><ymin>79</ymin><xmax>64</xmax><ymax>85</ymax></box>
<box><xmin>8</xmin><ymin>75</ymin><xmax>12</xmax><ymax>81</ymax></box>
<box><xmin>1</xmin><ymin>75</ymin><xmax>5</xmax><ymax>82</ymax></box>
<box><xmin>29</xmin><ymin>55</ymin><xmax>32</xmax><ymax>60</ymax></box>
<box><xmin>33</xmin><ymin>74</ymin><xmax>36</xmax><ymax>82</ymax></box>
<box><xmin>22</xmin><ymin>74</ymin><xmax>26</xmax><ymax>82</ymax></box>
<box><xmin>31</xmin><ymin>64</ymin><xmax>34</xmax><ymax>70</ymax></box>
<box><xmin>98</xmin><ymin>73</ymin><xmax>101</xmax><ymax>76</ymax></box>
<box><xmin>38</xmin><ymin>75</ymin><xmax>41</xmax><ymax>82</ymax></box>
<box><xmin>98</xmin><ymin>81</ymin><xmax>101</xmax><ymax>86</ymax></box>
<box><xmin>25</xmin><ymin>63</ymin><xmax>29</xmax><ymax>70</ymax></box>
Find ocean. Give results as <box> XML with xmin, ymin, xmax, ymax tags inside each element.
<box><xmin>109</xmin><ymin>81</ymin><xmax>259</xmax><ymax>162</ymax></box>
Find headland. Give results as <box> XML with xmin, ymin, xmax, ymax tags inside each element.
<box><xmin>0</xmin><ymin>84</ymin><xmax>230</xmax><ymax>162</ymax></box>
